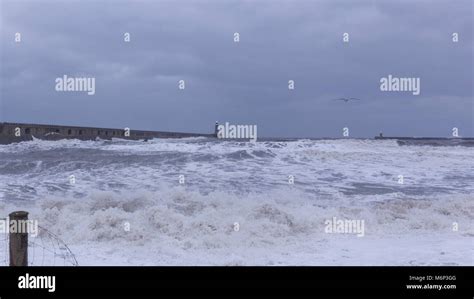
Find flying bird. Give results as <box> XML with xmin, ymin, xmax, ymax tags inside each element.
<box><xmin>332</xmin><ymin>97</ymin><xmax>361</xmax><ymax>102</ymax></box>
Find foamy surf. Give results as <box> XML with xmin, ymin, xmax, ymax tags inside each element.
<box><xmin>0</xmin><ymin>138</ymin><xmax>473</xmax><ymax>265</ymax></box>
<box><xmin>0</xmin><ymin>189</ymin><xmax>472</xmax><ymax>265</ymax></box>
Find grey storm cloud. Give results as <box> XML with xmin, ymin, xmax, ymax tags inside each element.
<box><xmin>0</xmin><ymin>0</ymin><xmax>472</xmax><ymax>137</ymax></box>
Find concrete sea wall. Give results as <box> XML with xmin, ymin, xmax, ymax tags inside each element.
<box><xmin>0</xmin><ymin>122</ymin><xmax>215</xmax><ymax>144</ymax></box>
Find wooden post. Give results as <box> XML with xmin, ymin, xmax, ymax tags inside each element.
<box><xmin>9</xmin><ymin>211</ymin><xmax>28</xmax><ymax>266</ymax></box>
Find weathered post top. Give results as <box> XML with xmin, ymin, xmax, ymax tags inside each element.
<box><xmin>9</xmin><ymin>211</ymin><xmax>29</xmax><ymax>219</ymax></box>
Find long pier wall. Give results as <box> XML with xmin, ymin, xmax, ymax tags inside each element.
<box><xmin>375</xmin><ymin>135</ymin><xmax>474</xmax><ymax>146</ymax></box>
<box><xmin>0</xmin><ymin>122</ymin><xmax>215</xmax><ymax>144</ymax></box>
<box><xmin>375</xmin><ymin>136</ymin><xmax>474</xmax><ymax>140</ymax></box>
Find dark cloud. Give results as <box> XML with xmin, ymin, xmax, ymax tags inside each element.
<box><xmin>1</xmin><ymin>0</ymin><xmax>472</xmax><ymax>137</ymax></box>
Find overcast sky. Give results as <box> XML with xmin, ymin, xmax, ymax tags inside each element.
<box><xmin>1</xmin><ymin>0</ymin><xmax>472</xmax><ymax>138</ymax></box>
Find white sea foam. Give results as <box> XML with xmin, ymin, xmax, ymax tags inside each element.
<box><xmin>0</xmin><ymin>188</ymin><xmax>472</xmax><ymax>265</ymax></box>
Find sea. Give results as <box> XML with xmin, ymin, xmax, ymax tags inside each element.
<box><xmin>0</xmin><ymin>137</ymin><xmax>472</xmax><ymax>265</ymax></box>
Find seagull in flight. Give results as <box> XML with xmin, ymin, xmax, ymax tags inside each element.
<box><xmin>332</xmin><ymin>97</ymin><xmax>361</xmax><ymax>102</ymax></box>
